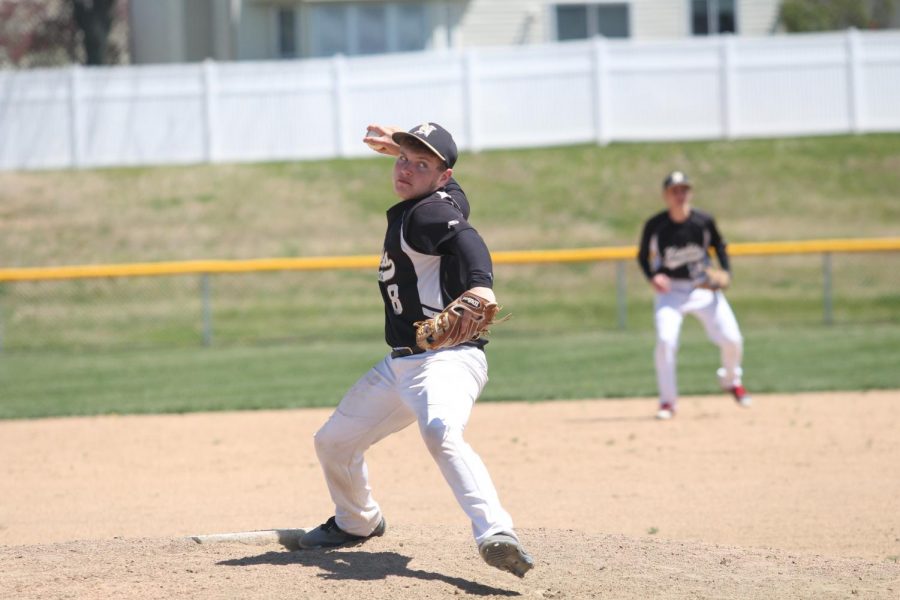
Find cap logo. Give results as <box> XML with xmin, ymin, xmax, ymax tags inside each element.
<box><xmin>415</xmin><ymin>123</ymin><xmax>436</xmax><ymax>137</ymax></box>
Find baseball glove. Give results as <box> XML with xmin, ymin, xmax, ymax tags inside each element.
<box><xmin>698</xmin><ymin>266</ymin><xmax>731</xmax><ymax>290</ymax></box>
<box><xmin>414</xmin><ymin>291</ymin><xmax>505</xmax><ymax>351</ymax></box>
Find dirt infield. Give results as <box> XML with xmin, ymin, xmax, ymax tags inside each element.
<box><xmin>2</xmin><ymin>391</ymin><xmax>899</xmax><ymax>599</ymax></box>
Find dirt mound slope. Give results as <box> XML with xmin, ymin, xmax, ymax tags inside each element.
<box><xmin>2</xmin><ymin>391</ymin><xmax>899</xmax><ymax>598</ymax></box>
<box><xmin>3</xmin><ymin>525</ymin><xmax>899</xmax><ymax>600</ymax></box>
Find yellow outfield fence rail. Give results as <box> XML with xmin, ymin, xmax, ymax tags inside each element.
<box><xmin>0</xmin><ymin>237</ymin><xmax>897</xmax><ymax>350</ymax></box>
<box><xmin>1</xmin><ymin>238</ymin><xmax>898</xmax><ymax>282</ymax></box>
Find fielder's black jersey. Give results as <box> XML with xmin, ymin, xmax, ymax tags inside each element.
<box><xmin>378</xmin><ymin>178</ymin><xmax>494</xmax><ymax>351</ymax></box>
<box><xmin>637</xmin><ymin>209</ymin><xmax>730</xmax><ymax>282</ymax></box>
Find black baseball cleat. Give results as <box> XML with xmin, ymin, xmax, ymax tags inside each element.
<box><xmin>299</xmin><ymin>516</ymin><xmax>386</xmax><ymax>549</ymax></box>
<box><xmin>479</xmin><ymin>532</ymin><xmax>534</xmax><ymax>577</ymax></box>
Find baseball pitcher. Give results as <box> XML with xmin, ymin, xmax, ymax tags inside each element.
<box><xmin>299</xmin><ymin>122</ymin><xmax>534</xmax><ymax>578</ymax></box>
<box><xmin>637</xmin><ymin>171</ymin><xmax>751</xmax><ymax>420</ymax></box>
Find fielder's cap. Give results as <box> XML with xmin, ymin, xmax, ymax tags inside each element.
<box><xmin>392</xmin><ymin>122</ymin><xmax>458</xmax><ymax>168</ymax></box>
<box><xmin>663</xmin><ymin>170</ymin><xmax>692</xmax><ymax>189</ymax></box>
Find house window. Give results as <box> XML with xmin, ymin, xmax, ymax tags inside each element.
<box><xmin>311</xmin><ymin>5</ymin><xmax>348</xmax><ymax>56</ymax></box>
<box><xmin>358</xmin><ymin>4</ymin><xmax>389</xmax><ymax>54</ymax></box>
<box><xmin>278</xmin><ymin>8</ymin><xmax>297</xmax><ymax>57</ymax></box>
<box><xmin>307</xmin><ymin>2</ymin><xmax>431</xmax><ymax>58</ymax></box>
<box><xmin>396</xmin><ymin>3</ymin><xmax>429</xmax><ymax>52</ymax></box>
<box><xmin>691</xmin><ymin>0</ymin><xmax>736</xmax><ymax>35</ymax></box>
<box><xmin>555</xmin><ymin>3</ymin><xmax>631</xmax><ymax>40</ymax></box>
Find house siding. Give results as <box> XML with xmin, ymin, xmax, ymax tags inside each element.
<box><xmin>633</xmin><ymin>0</ymin><xmax>782</xmax><ymax>40</ymax></box>
<box><xmin>457</xmin><ymin>0</ymin><xmax>547</xmax><ymax>46</ymax></box>
<box><xmin>632</xmin><ymin>0</ymin><xmax>687</xmax><ymax>39</ymax></box>
<box><xmin>457</xmin><ymin>0</ymin><xmax>782</xmax><ymax>46</ymax></box>
<box><xmin>128</xmin><ymin>0</ymin><xmax>805</xmax><ymax>64</ymax></box>
<box><xmin>738</xmin><ymin>0</ymin><xmax>782</xmax><ymax>36</ymax></box>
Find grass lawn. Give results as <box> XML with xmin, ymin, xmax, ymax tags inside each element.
<box><xmin>2</xmin><ymin>134</ymin><xmax>899</xmax><ymax>267</ymax></box>
<box><xmin>1</xmin><ymin>134</ymin><xmax>898</xmax><ymax>418</ymax></box>
<box><xmin>2</xmin><ymin>323</ymin><xmax>898</xmax><ymax>420</ymax></box>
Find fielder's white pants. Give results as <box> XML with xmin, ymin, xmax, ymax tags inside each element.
<box><xmin>654</xmin><ymin>281</ymin><xmax>744</xmax><ymax>407</ymax></box>
<box><xmin>312</xmin><ymin>345</ymin><xmax>515</xmax><ymax>545</ymax></box>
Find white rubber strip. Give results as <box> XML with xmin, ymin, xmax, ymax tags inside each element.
<box><xmin>188</xmin><ymin>528</ymin><xmax>309</xmax><ymax>549</ymax></box>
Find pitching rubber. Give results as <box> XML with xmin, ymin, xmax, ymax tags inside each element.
<box><xmin>189</xmin><ymin>528</ymin><xmax>309</xmax><ymax>550</ymax></box>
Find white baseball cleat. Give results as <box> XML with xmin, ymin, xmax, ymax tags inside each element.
<box><xmin>655</xmin><ymin>403</ymin><xmax>675</xmax><ymax>420</ymax></box>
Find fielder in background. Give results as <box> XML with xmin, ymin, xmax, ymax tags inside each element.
<box><xmin>637</xmin><ymin>171</ymin><xmax>751</xmax><ymax>420</ymax></box>
<box><xmin>298</xmin><ymin>122</ymin><xmax>534</xmax><ymax>578</ymax></box>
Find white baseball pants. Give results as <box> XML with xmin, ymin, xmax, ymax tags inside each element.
<box><xmin>654</xmin><ymin>281</ymin><xmax>744</xmax><ymax>407</ymax></box>
<box><xmin>312</xmin><ymin>345</ymin><xmax>515</xmax><ymax>545</ymax></box>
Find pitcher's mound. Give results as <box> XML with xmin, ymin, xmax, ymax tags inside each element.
<box><xmin>3</xmin><ymin>525</ymin><xmax>898</xmax><ymax>599</ymax></box>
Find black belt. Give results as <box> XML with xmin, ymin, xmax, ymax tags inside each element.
<box><xmin>390</xmin><ymin>347</ymin><xmax>426</xmax><ymax>359</ymax></box>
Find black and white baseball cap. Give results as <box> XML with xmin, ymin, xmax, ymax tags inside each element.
<box><xmin>392</xmin><ymin>122</ymin><xmax>458</xmax><ymax>168</ymax></box>
<box><xmin>662</xmin><ymin>170</ymin><xmax>692</xmax><ymax>189</ymax></box>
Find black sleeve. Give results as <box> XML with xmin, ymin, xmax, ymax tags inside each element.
<box><xmin>441</xmin><ymin>178</ymin><xmax>470</xmax><ymax>218</ymax></box>
<box><xmin>405</xmin><ymin>200</ymin><xmax>475</xmax><ymax>255</ymax></box>
<box><xmin>708</xmin><ymin>217</ymin><xmax>731</xmax><ymax>272</ymax></box>
<box><xmin>637</xmin><ymin>219</ymin><xmax>655</xmax><ymax>280</ymax></box>
<box><xmin>405</xmin><ymin>184</ymin><xmax>491</xmax><ymax>289</ymax></box>
<box><xmin>438</xmin><ymin>228</ymin><xmax>494</xmax><ymax>289</ymax></box>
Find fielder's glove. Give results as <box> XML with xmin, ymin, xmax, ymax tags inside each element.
<box><xmin>414</xmin><ymin>291</ymin><xmax>506</xmax><ymax>351</ymax></box>
<box><xmin>698</xmin><ymin>266</ymin><xmax>731</xmax><ymax>290</ymax></box>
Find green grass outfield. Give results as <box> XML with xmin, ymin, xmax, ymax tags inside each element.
<box><xmin>1</xmin><ymin>134</ymin><xmax>898</xmax><ymax>418</ymax></box>
<box><xmin>2</xmin><ymin>323</ymin><xmax>898</xmax><ymax>419</ymax></box>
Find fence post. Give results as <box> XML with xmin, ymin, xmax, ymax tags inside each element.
<box><xmin>202</xmin><ymin>59</ymin><xmax>218</xmax><ymax>163</ymax></box>
<box><xmin>845</xmin><ymin>28</ymin><xmax>863</xmax><ymax>134</ymax></box>
<box><xmin>462</xmin><ymin>49</ymin><xmax>480</xmax><ymax>153</ymax></box>
<box><xmin>68</xmin><ymin>65</ymin><xmax>82</xmax><ymax>168</ymax></box>
<box><xmin>822</xmin><ymin>252</ymin><xmax>834</xmax><ymax>326</ymax></box>
<box><xmin>591</xmin><ymin>36</ymin><xmax>611</xmax><ymax>146</ymax></box>
<box><xmin>615</xmin><ymin>260</ymin><xmax>627</xmax><ymax>329</ymax></box>
<box><xmin>201</xmin><ymin>273</ymin><xmax>213</xmax><ymax>346</ymax></box>
<box><xmin>332</xmin><ymin>54</ymin><xmax>349</xmax><ymax>157</ymax></box>
<box><xmin>719</xmin><ymin>34</ymin><xmax>736</xmax><ymax>140</ymax></box>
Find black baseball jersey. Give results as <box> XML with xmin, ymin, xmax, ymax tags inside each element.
<box><xmin>378</xmin><ymin>178</ymin><xmax>494</xmax><ymax>351</ymax></box>
<box><xmin>637</xmin><ymin>209</ymin><xmax>731</xmax><ymax>281</ymax></box>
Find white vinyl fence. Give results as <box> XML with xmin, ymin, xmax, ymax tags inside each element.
<box><xmin>1</xmin><ymin>29</ymin><xmax>899</xmax><ymax>171</ymax></box>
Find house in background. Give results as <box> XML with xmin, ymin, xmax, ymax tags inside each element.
<box><xmin>128</xmin><ymin>0</ymin><xmax>785</xmax><ymax>64</ymax></box>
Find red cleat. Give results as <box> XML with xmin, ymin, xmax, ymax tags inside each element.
<box><xmin>731</xmin><ymin>385</ymin><xmax>752</xmax><ymax>407</ymax></box>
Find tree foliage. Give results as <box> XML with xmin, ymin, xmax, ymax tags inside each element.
<box><xmin>780</xmin><ymin>0</ymin><xmax>896</xmax><ymax>32</ymax></box>
<box><xmin>0</xmin><ymin>1</ymin><xmax>77</xmax><ymax>67</ymax></box>
<box><xmin>0</xmin><ymin>0</ymin><xmax>127</xmax><ymax>68</ymax></box>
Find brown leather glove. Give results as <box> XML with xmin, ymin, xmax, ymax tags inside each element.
<box><xmin>414</xmin><ymin>291</ymin><xmax>505</xmax><ymax>351</ymax></box>
<box><xmin>698</xmin><ymin>266</ymin><xmax>731</xmax><ymax>290</ymax></box>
